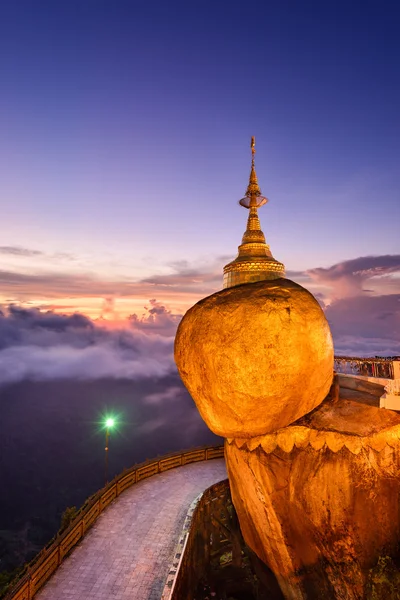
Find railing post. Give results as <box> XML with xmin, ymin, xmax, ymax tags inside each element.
<box><xmin>28</xmin><ymin>574</ymin><xmax>33</xmax><ymax>600</ymax></box>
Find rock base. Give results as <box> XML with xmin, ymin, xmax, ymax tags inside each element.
<box><xmin>225</xmin><ymin>400</ymin><xmax>400</xmax><ymax>599</ymax></box>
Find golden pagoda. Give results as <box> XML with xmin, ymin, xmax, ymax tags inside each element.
<box><xmin>223</xmin><ymin>137</ymin><xmax>285</xmax><ymax>289</ymax></box>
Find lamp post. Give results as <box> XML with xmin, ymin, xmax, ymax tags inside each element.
<box><xmin>104</xmin><ymin>417</ymin><xmax>115</xmax><ymax>485</ymax></box>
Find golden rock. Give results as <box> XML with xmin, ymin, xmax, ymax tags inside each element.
<box><xmin>174</xmin><ymin>278</ymin><xmax>334</xmax><ymax>438</ymax></box>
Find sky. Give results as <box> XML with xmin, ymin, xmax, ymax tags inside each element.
<box><xmin>0</xmin><ymin>0</ymin><xmax>399</xmax><ymax>370</ymax></box>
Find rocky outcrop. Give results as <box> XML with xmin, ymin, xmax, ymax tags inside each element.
<box><xmin>225</xmin><ymin>399</ymin><xmax>400</xmax><ymax>599</ymax></box>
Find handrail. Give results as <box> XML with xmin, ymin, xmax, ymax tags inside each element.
<box><xmin>4</xmin><ymin>444</ymin><xmax>224</xmax><ymax>600</ymax></box>
<box><xmin>334</xmin><ymin>355</ymin><xmax>399</xmax><ymax>362</ymax></box>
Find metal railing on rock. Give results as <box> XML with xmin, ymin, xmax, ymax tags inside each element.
<box><xmin>4</xmin><ymin>445</ymin><xmax>224</xmax><ymax>600</ymax></box>
<box><xmin>334</xmin><ymin>356</ymin><xmax>399</xmax><ymax>380</ymax></box>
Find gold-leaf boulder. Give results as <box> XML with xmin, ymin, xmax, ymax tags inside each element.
<box><xmin>175</xmin><ymin>278</ymin><xmax>333</xmax><ymax>438</ymax></box>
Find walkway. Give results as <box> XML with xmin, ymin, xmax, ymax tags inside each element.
<box><xmin>37</xmin><ymin>459</ymin><xmax>227</xmax><ymax>600</ymax></box>
<box><xmin>339</xmin><ymin>379</ymin><xmax>384</xmax><ymax>408</ymax></box>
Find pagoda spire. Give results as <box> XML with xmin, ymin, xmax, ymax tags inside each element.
<box><xmin>244</xmin><ymin>136</ymin><xmax>262</xmax><ymax>203</ymax></box>
<box><xmin>239</xmin><ymin>136</ymin><xmax>268</xmax><ymax>245</ymax></box>
<box><xmin>223</xmin><ymin>137</ymin><xmax>285</xmax><ymax>289</ymax></box>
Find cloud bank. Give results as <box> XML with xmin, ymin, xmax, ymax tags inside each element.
<box><xmin>0</xmin><ymin>303</ymin><xmax>179</xmax><ymax>386</ymax></box>
<box><xmin>129</xmin><ymin>299</ymin><xmax>182</xmax><ymax>336</ymax></box>
<box><xmin>307</xmin><ymin>256</ymin><xmax>400</xmax><ymax>356</ymax></box>
<box><xmin>308</xmin><ymin>255</ymin><xmax>400</xmax><ymax>299</ymax></box>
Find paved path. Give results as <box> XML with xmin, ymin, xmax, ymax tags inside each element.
<box><xmin>339</xmin><ymin>381</ymin><xmax>384</xmax><ymax>408</ymax></box>
<box><xmin>37</xmin><ymin>459</ymin><xmax>227</xmax><ymax>600</ymax></box>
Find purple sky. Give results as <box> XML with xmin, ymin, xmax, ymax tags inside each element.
<box><xmin>0</xmin><ymin>0</ymin><xmax>399</xmax><ymax>362</ymax></box>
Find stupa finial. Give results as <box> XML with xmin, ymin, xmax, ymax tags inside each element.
<box><xmin>240</xmin><ymin>136</ymin><xmax>267</xmax><ymax>209</ymax></box>
<box><xmin>223</xmin><ymin>137</ymin><xmax>285</xmax><ymax>289</ymax></box>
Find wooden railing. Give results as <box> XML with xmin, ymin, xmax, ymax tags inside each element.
<box><xmin>334</xmin><ymin>356</ymin><xmax>399</xmax><ymax>380</ymax></box>
<box><xmin>4</xmin><ymin>445</ymin><xmax>224</xmax><ymax>600</ymax></box>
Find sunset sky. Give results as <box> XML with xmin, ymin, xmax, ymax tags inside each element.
<box><xmin>0</xmin><ymin>0</ymin><xmax>399</xmax><ymax>368</ymax></box>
